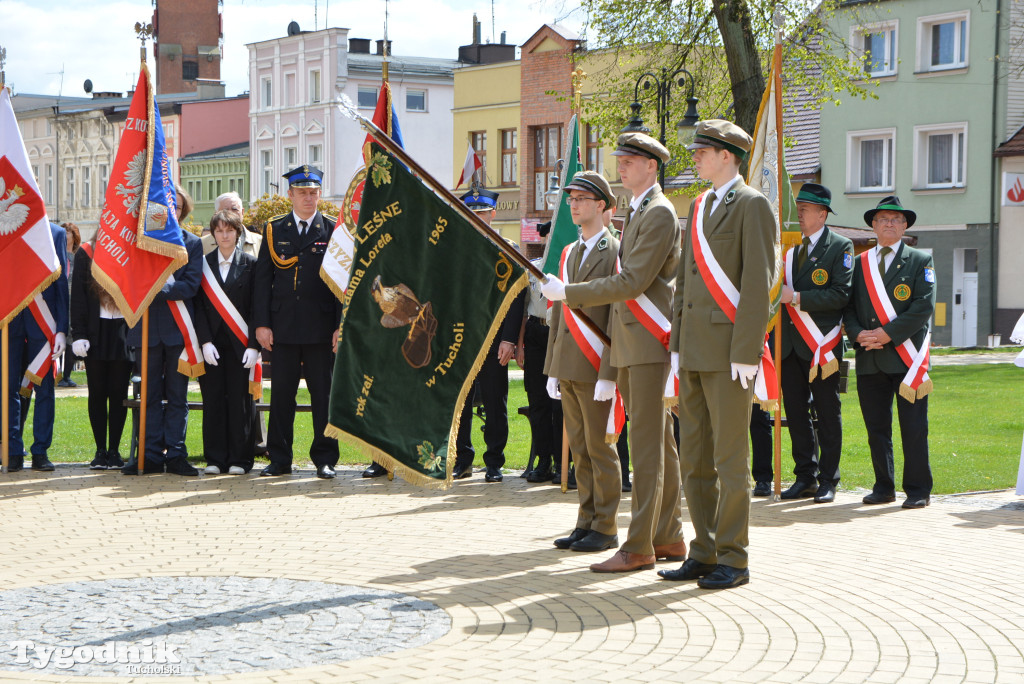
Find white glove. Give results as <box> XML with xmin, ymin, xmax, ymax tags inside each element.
<box><xmin>539</xmin><ymin>275</ymin><xmax>566</xmax><ymax>302</ymax></box>
<box><xmin>730</xmin><ymin>362</ymin><xmax>758</xmax><ymax>389</ymax></box>
<box><xmin>670</xmin><ymin>351</ymin><xmax>679</xmax><ymax>372</ymax></box>
<box><xmin>241</xmin><ymin>348</ymin><xmax>260</xmax><ymax>369</ymax></box>
<box><xmin>165</xmin><ymin>274</ymin><xmax>176</xmax><ymax>287</ymax></box>
<box><xmin>545</xmin><ymin>376</ymin><xmax>561</xmax><ymax>400</ymax></box>
<box><xmin>202</xmin><ymin>342</ymin><xmax>220</xmax><ymax>367</ymax></box>
<box><xmin>594</xmin><ymin>379</ymin><xmax>616</xmax><ymax>402</ymax></box>
<box><xmin>51</xmin><ymin>332</ymin><xmax>66</xmax><ymax>359</ymax></box>
<box><xmin>72</xmin><ymin>339</ymin><xmax>90</xmax><ymax>357</ymax></box>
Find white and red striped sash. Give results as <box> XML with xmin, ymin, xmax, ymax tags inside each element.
<box><xmin>201</xmin><ymin>259</ymin><xmax>262</xmax><ymax>399</ymax></box>
<box><xmin>859</xmin><ymin>248</ymin><xmax>932</xmax><ymax>401</ymax></box>
<box><xmin>690</xmin><ymin>190</ymin><xmax>778</xmax><ymax>408</ymax></box>
<box><xmin>20</xmin><ymin>295</ymin><xmax>57</xmax><ymax>397</ymax></box>
<box><xmin>784</xmin><ymin>246</ymin><xmax>842</xmax><ymax>381</ymax></box>
<box><xmin>558</xmin><ymin>244</ymin><xmax>625</xmax><ymax>442</ymax></box>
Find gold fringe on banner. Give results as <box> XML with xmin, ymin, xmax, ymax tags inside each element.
<box><xmin>0</xmin><ymin>269</ymin><xmax>60</xmax><ymax>329</ymax></box>
<box><xmin>813</xmin><ymin>357</ymin><xmax>839</xmax><ymax>382</ymax></box>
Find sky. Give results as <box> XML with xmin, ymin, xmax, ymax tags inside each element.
<box><xmin>1</xmin><ymin>0</ymin><xmax>586</xmax><ymax>98</ymax></box>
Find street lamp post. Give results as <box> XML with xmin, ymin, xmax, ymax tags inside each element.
<box><xmin>621</xmin><ymin>67</ymin><xmax>699</xmax><ymax>186</ymax></box>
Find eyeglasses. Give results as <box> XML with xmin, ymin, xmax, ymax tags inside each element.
<box><xmin>874</xmin><ymin>217</ymin><xmax>906</xmax><ymax>226</ymax></box>
<box><xmin>566</xmin><ymin>197</ymin><xmax>598</xmax><ymax>205</ymax></box>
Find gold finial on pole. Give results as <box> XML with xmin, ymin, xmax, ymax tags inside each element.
<box><xmin>571</xmin><ymin>67</ymin><xmax>587</xmax><ymax>114</ymax></box>
<box><xmin>135</xmin><ymin>21</ymin><xmax>154</xmax><ymax>63</ymax></box>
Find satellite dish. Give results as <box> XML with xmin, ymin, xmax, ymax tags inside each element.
<box><xmin>287</xmin><ymin>21</ymin><xmax>301</xmax><ymax>36</ymax></box>
<box><xmin>84</xmin><ymin>79</ymin><xmax>93</xmax><ymax>94</ymax></box>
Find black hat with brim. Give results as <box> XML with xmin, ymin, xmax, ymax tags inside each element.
<box><xmin>864</xmin><ymin>195</ymin><xmax>916</xmax><ymax>228</ymax></box>
<box><xmin>795</xmin><ymin>182</ymin><xmax>835</xmax><ymax>214</ymax></box>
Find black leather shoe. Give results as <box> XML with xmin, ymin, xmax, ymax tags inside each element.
<box><xmin>484</xmin><ymin>466</ymin><xmax>503</xmax><ymax>483</ymax></box>
<box><xmin>362</xmin><ymin>462</ymin><xmax>387</xmax><ymax>478</ymax></box>
<box><xmin>658</xmin><ymin>558</ymin><xmax>717</xmax><ymax>581</ymax></box>
<box><xmin>452</xmin><ymin>463</ymin><xmax>473</xmax><ymax>479</ymax></box>
<box><xmin>165</xmin><ymin>459</ymin><xmax>198</xmax><ymax>476</ymax></box>
<box><xmin>554</xmin><ymin>528</ymin><xmax>589</xmax><ymax>549</ymax></box>
<box><xmin>862</xmin><ymin>492</ymin><xmax>896</xmax><ymax>505</ymax></box>
<box><xmin>122</xmin><ymin>459</ymin><xmax>163</xmax><ymax>475</ymax></box>
<box><xmin>6</xmin><ymin>458</ymin><xmax>24</xmax><ymax>472</ymax></box>
<box><xmin>752</xmin><ymin>481</ymin><xmax>771</xmax><ymax>497</ymax></box>
<box><xmin>31</xmin><ymin>457</ymin><xmax>55</xmax><ymax>472</ymax></box>
<box><xmin>813</xmin><ymin>485</ymin><xmax>836</xmax><ymax>503</ymax></box>
<box><xmin>780</xmin><ymin>480</ymin><xmax>817</xmax><ymax>499</ymax></box>
<box><xmin>902</xmin><ymin>496</ymin><xmax>930</xmax><ymax>509</ymax></box>
<box><xmin>622</xmin><ymin>477</ymin><xmax>632</xmax><ymax>493</ymax></box>
<box><xmin>260</xmin><ymin>463</ymin><xmax>292</xmax><ymax>476</ymax></box>
<box><xmin>105</xmin><ymin>451</ymin><xmax>125</xmax><ymax>469</ymax></box>
<box><xmin>570</xmin><ymin>530</ymin><xmax>619</xmax><ymax>552</ymax></box>
<box><xmin>317</xmin><ymin>464</ymin><xmax>337</xmax><ymax>479</ymax></box>
<box><xmin>526</xmin><ymin>462</ymin><xmax>553</xmax><ymax>483</ymax></box>
<box><xmin>89</xmin><ymin>450</ymin><xmax>108</xmax><ymax>470</ymax></box>
<box><xmin>566</xmin><ymin>468</ymin><xmax>577</xmax><ymax>490</ymax></box>
<box><xmin>698</xmin><ymin>564</ymin><xmax>750</xmax><ymax>589</ymax></box>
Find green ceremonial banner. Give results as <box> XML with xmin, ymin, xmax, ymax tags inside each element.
<box><xmin>326</xmin><ymin>144</ymin><xmax>528</xmax><ymax>489</ymax></box>
<box><xmin>539</xmin><ymin>114</ymin><xmax>582</xmax><ymax>276</ymax></box>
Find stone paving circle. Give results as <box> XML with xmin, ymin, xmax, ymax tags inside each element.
<box><xmin>0</xmin><ymin>576</ymin><xmax>450</xmax><ymax>676</ymax></box>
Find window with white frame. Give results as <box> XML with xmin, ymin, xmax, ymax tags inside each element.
<box><xmin>406</xmin><ymin>89</ymin><xmax>426</xmax><ymax>112</ymax></box>
<box><xmin>852</xmin><ymin>21</ymin><xmax>898</xmax><ymax>78</ymax></box>
<box><xmin>357</xmin><ymin>86</ymin><xmax>377</xmax><ymax>109</ymax></box>
<box><xmin>308</xmin><ymin>144</ymin><xmax>322</xmax><ymax>165</ymax></box>
<box><xmin>65</xmin><ymin>168</ymin><xmax>75</xmax><ymax>208</ymax></box>
<box><xmin>261</xmin><ymin>149</ymin><xmax>274</xmax><ymax>195</ymax></box>
<box><xmin>310</xmin><ymin>69</ymin><xmax>321</xmax><ymax>104</ymax></box>
<box><xmin>284</xmin><ymin>73</ymin><xmax>296</xmax><ymax>107</ymax></box>
<box><xmin>82</xmin><ymin>166</ymin><xmax>91</xmax><ymax>206</ymax></box>
<box><xmin>917</xmin><ymin>12</ymin><xmax>968</xmax><ymax>72</ymax></box>
<box><xmin>45</xmin><ymin>164</ymin><xmax>54</xmax><ymax>204</ymax></box>
<box><xmin>261</xmin><ymin>77</ymin><xmax>273</xmax><ymax>109</ymax></box>
<box><xmin>914</xmin><ymin>123</ymin><xmax>966</xmax><ymax>189</ymax></box>
<box><xmin>99</xmin><ymin>164</ymin><xmax>108</xmax><ymax>199</ymax></box>
<box><xmin>284</xmin><ymin>146</ymin><xmax>297</xmax><ymax>168</ymax></box>
<box><xmin>847</xmin><ymin>128</ymin><xmax>896</xmax><ymax>192</ymax></box>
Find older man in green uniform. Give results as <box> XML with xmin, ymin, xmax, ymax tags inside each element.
<box><xmin>660</xmin><ymin>119</ymin><xmax>776</xmax><ymax>589</ymax></box>
<box><xmin>545</xmin><ymin>170</ymin><xmax>623</xmax><ymax>553</ymax></box>
<box><xmin>542</xmin><ymin>132</ymin><xmax>686</xmax><ymax>573</ymax></box>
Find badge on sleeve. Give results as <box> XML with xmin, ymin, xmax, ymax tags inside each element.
<box><xmin>812</xmin><ymin>268</ymin><xmax>829</xmax><ymax>285</ymax></box>
<box><xmin>893</xmin><ymin>284</ymin><xmax>911</xmax><ymax>301</ymax></box>
<box><xmin>924</xmin><ymin>267</ymin><xmax>935</xmax><ymax>283</ymax></box>
<box><xmin>843</xmin><ymin>253</ymin><xmax>853</xmax><ymax>269</ymax></box>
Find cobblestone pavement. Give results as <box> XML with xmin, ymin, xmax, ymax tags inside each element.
<box><xmin>0</xmin><ymin>466</ymin><xmax>1022</xmax><ymax>682</ymax></box>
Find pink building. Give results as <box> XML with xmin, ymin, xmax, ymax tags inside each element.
<box><xmin>180</xmin><ymin>96</ymin><xmax>249</xmax><ymax>157</ymax></box>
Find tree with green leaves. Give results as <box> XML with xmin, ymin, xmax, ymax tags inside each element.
<box><xmin>578</xmin><ymin>0</ymin><xmax>882</xmax><ymax>183</ymax></box>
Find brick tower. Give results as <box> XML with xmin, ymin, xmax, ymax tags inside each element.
<box><xmin>152</xmin><ymin>0</ymin><xmax>222</xmax><ymax>94</ymax></box>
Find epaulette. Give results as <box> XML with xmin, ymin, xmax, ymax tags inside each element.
<box><xmin>323</xmin><ymin>213</ymin><xmax>339</xmax><ymax>226</ymax></box>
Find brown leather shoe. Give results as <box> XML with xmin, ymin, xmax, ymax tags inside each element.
<box><xmin>589</xmin><ymin>550</ymin><xmax>656</xmax><ymax>573</ymax></box>
<box><xmin>654</xmin><ymin>540</ymin><xmax>687</xmax><ymax>562</ymax></box>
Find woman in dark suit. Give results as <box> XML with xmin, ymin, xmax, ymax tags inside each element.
<box><xmin>194</xmin><ymin>211</ymin><xmax>261</xmax><ymax>474</ymax></box>
<box><xmin>70</xmin><ymin>236</ymin><xmax>134</xmax><ymax>469</ymax></box>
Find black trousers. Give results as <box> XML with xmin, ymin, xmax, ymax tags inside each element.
<box><xmin>455</xmin><ymin>338</ymin><xmax>508</xmax><ymax>469</ymax></box>
<box><xmin>523</xmin><ymin>317</ymin><xmax>562</xmax><ymax>464</ymax></box>
<box><xmin>141</xmin><ymin>344</ymin><xmax>189</xmax><ymax>465</ymax></box>
<box><xmin>750</xmin><ymin>405</ymin><xmax>773</xmax><ymax>482</ymax></box>
<box><xmin>781</xmin><ymin>351</ymin><xmax>843</xmax><ymax>486</ymax></box>
<box><xmin>267</xmin><ymin>342</ymin><xmax>338</xmax><ymax>468</ymax></box>
<box><xmin>857</xmin><ymin>371</ymin><xmax>932</xmax><ymax>498</ymax></box>
<box><xmin>199</xmin><ymin>332</ymin><xmax>256</xmax><ymax>472</ymax></box>
<box><xmin>86</xmin><ymin>358</ymin><xmax>132</xmax><ymax>454</ymax></box>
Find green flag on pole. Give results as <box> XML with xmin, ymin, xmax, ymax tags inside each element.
<box><xmin>326</xmin><ymin>144</ymin><xmax>527</xmax><ymax>489</ymax></box>
<box><xmin>540</xmin><ymin>114</ymin><xmax>582</xmax><ymax>276</ymax></box>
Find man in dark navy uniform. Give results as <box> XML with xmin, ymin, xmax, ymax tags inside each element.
<box><xmin>253</xmin><ymin>165</ymin><xmax>342</xmax><ymax>479</ymax></box>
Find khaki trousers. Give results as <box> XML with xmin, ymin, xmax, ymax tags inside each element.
<box><xmin>678</xmin><ymin>369</ymin><xmax>753</xmax><ymax>568</ymax></box>
<box><xmin>561</xmin><ymin>379</ymin><xmax>621</xmax><ymax>536</ymax></box>
<box><xmin>618</xmin><ymin>363</ymin><xmax>683</xmax><ymax>555</ymax></box>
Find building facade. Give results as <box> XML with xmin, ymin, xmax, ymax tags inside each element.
<box><xmin>152</xmin><ymin>0</ymin><xmax>223</xmax><ymax>96</ymax></box>
<box><xmin>179</xmin><ymin>142</ymin><xmax>249</xmax><ymax>227</ymax></box>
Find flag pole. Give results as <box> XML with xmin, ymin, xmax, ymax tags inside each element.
<box><xmin>771</xmin><ymin>26</ymin><xmax>785</xmax><ymax>501</ymax></box>
<box><xmin>134</xmin><ymin>22</ymin><xmax>153</xmax><ymax>474</ymax></box>
<box><xmin>2</xmin><ymin>322</ymin><xmax>8</xmax><ymax>473</ymax></box>
<box><xmin>356</xmin><ymin>112</ymin><xmax>613</xmax><ymax>349</ymax></box>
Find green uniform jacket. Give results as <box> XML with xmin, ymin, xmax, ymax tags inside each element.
<box><xmin>564</xmin><ymin>185</ymin><xmax>679</xmax><ymax>368</ymax></box>
<box><xmin>843</xmin><ymin>243</ymin><xmax>936</xmax><ymax>376</ymax></box>
<box><xmin>670</xmin><ymin>179</ymin><xmax>776</xmax><ymax>370</ymax></box>
<box><xmin>544</xmin><ymin>228</ymin><xmax>620</xmax><ymax>383</ymax></box>
<box><xmin>781</xmin><ymin>226</ymin><xmax>854</xmax><ymax>361</ymax></box>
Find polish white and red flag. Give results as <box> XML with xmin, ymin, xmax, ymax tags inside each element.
<box><xmin>455</xmin><ymin>143</ymin><xmax>482</xmax><ymax>189</ymax></box>
<box><xmin>0</xmin><ymin>88</ymin><xmax>61</xmax><ymax>326</ymax></box>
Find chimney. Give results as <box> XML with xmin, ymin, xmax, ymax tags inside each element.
<box><xmin>375</xmin><ymin>39</ymin><xmax>392</xmax><ymax>56</ymax></box>
<box><xmin>472</xmin><ymin>14</ymin><xmax>481</xmax><ymax>45</ymax></box>
<box><xmin>500</xmin><ymin>31</ymin><xmax>506</xmax><ymax>45</ymax></box>
<box><xmin>349</xmin><ymin>37</ymin><xmax>371</xmax><ymax>53</ymax></box>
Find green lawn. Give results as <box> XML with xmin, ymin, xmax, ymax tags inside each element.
<box><xmin>14</xmin><ymin>364</ymin><xmax>1024</xmax><ymax>494</ymax></box>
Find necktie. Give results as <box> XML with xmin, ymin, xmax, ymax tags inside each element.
<box><xmin>573</xmin><ymin>243</ymin><xmax>585</xmax><ymax>278</ymax></box>
<box><xmin>796</xmin><ymin>236</ymin><xmax>811</xmax><ymax>272</ymax></box>
<box><xmin>704</xmin><ymin>191</ymin><xmax>717</xmax><ymax>219</ymax></box>
<box><xmin>299</xmin><ymin>220</ymin><xmax>308</xmax><ymax>236</ymax></box>
<box><xmin>877</xmin><ymin>246</ymin><xmax>892</xmax><ymax>278</ymax></box>
<box><xmin>220</xmin><ymin>259</ymin><xmax>230</xmax><ymax>281</ymax></box>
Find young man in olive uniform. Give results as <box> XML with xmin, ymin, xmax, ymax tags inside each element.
<box><xmin>253</xmin><ymin>165</ymin><xmax>341</xmax><ymax>479</ymax></box>
<box><xmin>542</xmin><ymin>132</ymin><xmax>686</xmax><ymax>573</ymax></box>
<box><xmin>843</xmin><ymin>196</ymin><xmax>935</xmax><ymax>509</ymax></box>
<box><xmin>661</xmin><ymin>119</ymin><xmax>776</xmax><ymax>589</ymax></box>
<box><xmin>778</xmin><ymin>183</ymin><xmax>853</xmax><ymax>504</ymax></box>
<box><xmin>544</xmin><ymin>170</ymin><xmax>623</xmax><ymax>553</ymax></box>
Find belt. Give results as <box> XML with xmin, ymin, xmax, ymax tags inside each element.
<box><xmin>527</xmin><ymin>315</ymin><xmax>547</xmax><ymax>325</ymax></box>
